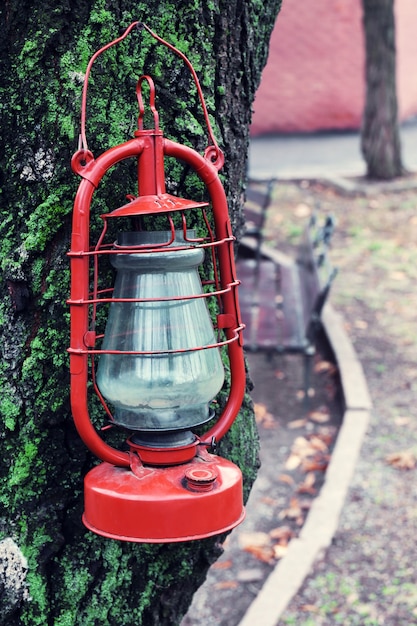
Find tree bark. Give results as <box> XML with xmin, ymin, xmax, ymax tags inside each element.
<box><xmin>0</xmin><ymin>1</ymin><xmax>281</xmax><ymax>624</ymax></box>
<box><xmin>361</xmin><ymin>0</ymin><xmax>404</xmax><ymax>179</ymax></box>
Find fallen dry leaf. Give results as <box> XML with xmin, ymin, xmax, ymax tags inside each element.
<box><xmin>386</xmin><ymin>449</ymin><xmax>416</xmax><ymax>470</ymax></box>
<box><xmin>212</xmin><ymin>559</ymin><xmax>233</xmax><ymax>570</ymax></box>
<box><xmin>278</xmin><ymin>473</ymin><xmax>295</xmax><ymax>486</ymax></box>
<box><xmin>254</xmin><ymin>403</ymin><xmax>276</xmax><ymax>428</ymax></box>
<box><xmin>293</xmin><ymin>436</ymin><xmax>314</xmax><ymax>453</ymax></box>
<box><xmin>314</xmin><ymin>360</ymin><xmax>337</xmax><ymax>375</ymax></box>
<box><xmin>309</xmin><ymin>435</ymin><xmax>329</xmax><ymax>453</ymax></box>
<box><xmin>214</xmin><ymin>581</ymin><xmax>239</xmax><ymax>590</ymax></box>
<box><xmin>302</xmin><ymin>456</ymin><xmax>329</xmax><ymax>473</ymax></box>
<box><xmin>313</xmin><ymin>428</ymin><xmax>336</xmax><ymax>447</ymax></box>
<box><xmin>354</xmin><ymin>319</ymin><xmax>368</xmax><ymax>330</ymax></box>
<box><xmin>390</xmin><ymin>270</ymin><xmax>406</xmax><ymax>281</ymax></box>
<box><xmin>394</xmin><ymin>416</ymin><xmax>412</xmax><ymax>427</ymax></box>
<box><xmin>237</xmin><ymin>568</ymin><xmax>264</xmax><ymax>583</ymax></box>
<box><xmin>269</xmin><ymin>525</ymin><xmax>294</xmax><ymax>543</ymax></box>
<box><xmin>309</xmin><ymin>407</ymin><xmax>331</xmax><ymax>423</ymax></box>
<box><xmin>288</xmin><ymin>418</ymin><xmax>308</xmax><ymax>429</ymax></box>
<box><xmin>297</xmin><ymin>471</ymin><xmax>317</xmax><ymax>494</ymax></box>
<box><xmin>279</xmin><ymin>496</ymin><xmax>303</xmax><ymax>522</ymax></box>
<box><xmin>238</xmin><ymin>531</ymin><xmax>275</xmax><ymax>564</ymax></box>
<box><xmin>272</xmin><ymin>544</ymin><xmax>288</xmax><ymax>559</ymax></box>
<box><xmin>254</xmin><ymin>402</ymin><xmax>268</xmax><ymax>421</ymax></box>
<box><xmin>285</xmin><ymin>433</ymin><xmax>333</xmax><ymax>474</ymax></box>
<box><xmin>301</xmin><ymin>604</ymin><xmax>320</xmax><ymax>613</ymax></box>
<box><xmin>285</xmin><ymin>453</ymin><xmax>302</xmax><ymax>470</ymax></box>
<box><xmin>243</xmin><ymin>545</ymin><xmax>275</xmax><ymax>564</ymax></box>
<box><xmin>285</xmin><ymin>436</ymin><xmax>318</xmax><ymax>469</ymax></box>
<box><xmin>238</xmin><ymin>531</ymin><xmax>270</xmax><ymax>549</ymax></box>
<box><xmin>296</xmin><ymin>435</ymin><xmax>327</xmax><ymax>456</ymax></box>
<box><xmin>260</xmin><ymin>496</ymin><xmax>280</xmax><ymax>506</ymax></box>
<box><xmin>294</xmin><ymin>202</ymin><xmax>311</xmax><ymax>218</ymax></box>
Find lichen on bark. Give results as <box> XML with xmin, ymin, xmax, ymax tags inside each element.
<box><xmin>0</xmin><ymin>1</ymin><xmax>282</xmax><ymax>624</ymax></box>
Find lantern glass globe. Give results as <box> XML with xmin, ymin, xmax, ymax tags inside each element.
<box><xmin>96</xmin><ymin>231</ymin><xmax>225</xmax><ymax>434</ymax></box>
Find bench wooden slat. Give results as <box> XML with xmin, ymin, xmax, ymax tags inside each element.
<box><xmin>256</xmin><ymin>260</ymin><xmax>279</xmax><ymax>348</ymax></box>
<box><xmin>236</xmin><ymin>258</ymin><xmax>279</xmax><ymax>349</ymax></box>
<box><xmin>280</xmin><ymin>261</ymin><xmax>335</xmax><ymax>351</ymax></box>
<box><xmin>280</xmin><ymin>263</ymin><xmax>308</xmax><ymax>350</ymax></box>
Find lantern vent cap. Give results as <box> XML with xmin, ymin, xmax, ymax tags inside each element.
<box><xmin>102</xmin><ymin>193</ymin><xmax>208</xmax><ymax>219</ymax></box>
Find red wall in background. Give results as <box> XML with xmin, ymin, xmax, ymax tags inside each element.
<box><xmin>251</xmin><ymin>0</ymin><xmax>417</xmax><ymax>136</ymax></box>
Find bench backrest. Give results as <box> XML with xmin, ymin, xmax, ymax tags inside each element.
<box><xmin>297</xmin><ymin>213</ymin><xmax>337</xmax><ymax>343</ymax></box>
<box><xmin>242</xmin><ymin>179</ymin><xmax>275</xmax><ymax>261</ymax></box>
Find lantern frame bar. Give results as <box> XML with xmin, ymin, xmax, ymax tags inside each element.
<box><xmin>69</xmin><ymin>137</ymin><xmax>246</xmax><ymax>466</ymax></box>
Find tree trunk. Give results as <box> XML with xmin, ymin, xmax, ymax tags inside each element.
<box><xmin>0</xmin><ymin>1</ymin><xmax>281</xmax><ymax>624</ymax></box>
<box><xmin>361</xmin><ymin>0</ymin><xmax>404</xmax><ymax>179</ymax></box>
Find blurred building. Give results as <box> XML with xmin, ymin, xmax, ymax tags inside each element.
<box><xmin>251</xmin><ymin>0</ymin><xmax>417</xmax><ymax>136</ymax></box>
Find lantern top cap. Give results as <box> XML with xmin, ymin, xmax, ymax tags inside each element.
<box><xmin>101</xmin><ymin>193</ymin><xmax>209</xmax><ymax>219</ymax></box>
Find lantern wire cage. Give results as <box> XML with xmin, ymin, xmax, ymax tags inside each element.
<box><xmin>79</xmin><ymin>201</ymin><xmax>243</xmax><ymax>431</ymax></box>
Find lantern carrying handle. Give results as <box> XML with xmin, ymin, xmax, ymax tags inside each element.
<box><xmin>79</xmin><ymin>20</ymin><xmax>140</xmax><ymax>154</ymax></box>
<box><xmin>78</xmin><ymin>21</ymin><xmax>224</xmax><ymax>170</ymax></box>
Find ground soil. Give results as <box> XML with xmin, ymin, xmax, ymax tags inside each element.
<box><xmin>182</xmin><ymin>346</ymin><xmax>343</xmax><ymax>626</ymax></box>
<box><xmin>183</xmin><ymin>177</ymin><xmax>417</xmax><ymax>626</ymax></box>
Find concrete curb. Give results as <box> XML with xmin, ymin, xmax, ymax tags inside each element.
<box><xmin>237</xmin><ymin>303</ymin><xmax>372</xmax><ymax>626</ymax></box>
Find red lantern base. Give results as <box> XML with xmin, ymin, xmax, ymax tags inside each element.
<box><xmin>82</xmin><ymin>453</ymin><xmax>245</xmax><ymax>542</ymax></box>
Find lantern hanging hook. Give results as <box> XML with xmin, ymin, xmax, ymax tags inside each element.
<box><xmin>78</xmin><ymin>21</ymin><xmax>224</xmax><ymax>170</ymax></box>
<box><xmin>136</xmin><ymin>75</ymin><xmax>159</xmax><ymax>131</ymax></box>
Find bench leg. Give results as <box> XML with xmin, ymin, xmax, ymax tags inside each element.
<box><xmin>303</xmin><ymin>347</ymin><xmax>315</xmax><ymax>411</ymax></box>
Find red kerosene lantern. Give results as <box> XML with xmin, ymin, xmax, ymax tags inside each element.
<box><xmin>68</xmin><ymin>23</ymin><xmax>246</xmax><ymax>542</ymax></box>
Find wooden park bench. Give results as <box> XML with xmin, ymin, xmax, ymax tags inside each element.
<box><xmin>236</xmin><ymin>179</ymin><xmax>338</xmax><ymax>398</ymax></box>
